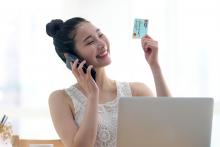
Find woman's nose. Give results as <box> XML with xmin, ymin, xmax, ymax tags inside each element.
<box><xmin>96</xmin><ymin>38</ymin><xmax>105</xmax><ymax>49</ymax></box>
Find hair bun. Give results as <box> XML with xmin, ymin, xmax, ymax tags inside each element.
<box><xmin>46</xmin><ymin>19</ymin><xmax>64</xmax><ymax>37</ymax></box>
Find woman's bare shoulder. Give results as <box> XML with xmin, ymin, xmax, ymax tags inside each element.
<box><xmin>129</xmin><ymin>82</ymin><xmax>154</xmax><ymax>96</ymax></box>
<box><xmin>49</xmin><ymin>89</ymin><xmax>69</xmax><ymax>103</ymax></box>
<box><xmin>48</xmin><ymin>89</ymin><xmax>75</xmax><ymax>114</ymax></box>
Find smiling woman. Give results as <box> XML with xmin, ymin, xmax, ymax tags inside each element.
<box><xmin>46</xmin><ymin>17</ymin><xmax>170</xmax><ymax>147</ymax></box>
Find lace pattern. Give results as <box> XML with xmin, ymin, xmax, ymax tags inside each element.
<box><xmin>64</xmin><ymin>81</ymin><xmax>132</xmax><ymax>147</ymax></box>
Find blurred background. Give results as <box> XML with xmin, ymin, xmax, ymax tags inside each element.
<box><xmin>0</xmin><ymin>0</ymin><xmax>219</xmax><ymax>146</ymax></box>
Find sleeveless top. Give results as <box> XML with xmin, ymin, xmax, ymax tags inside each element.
<box><xmin>64</xmin><ymin>81</ymin><xmax>132</xmax><ymax>147</ymax></box>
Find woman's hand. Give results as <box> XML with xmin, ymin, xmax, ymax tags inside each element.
<box><xmin>141</xmin><ymin>35</ymin><xmax>159</xmax><ymax>67</ymax></box>
<box><xmin>71</xmin><ymin>59</ymin><xmax>99</xmax><ymax>100</ymax></box>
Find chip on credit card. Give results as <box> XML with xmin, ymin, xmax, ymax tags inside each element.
<box><xmin>133</xmin><ymin>18</ymin><xmax>148</xmax><ymax>39</ymax></box>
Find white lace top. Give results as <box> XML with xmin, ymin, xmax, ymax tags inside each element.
<box><xmin>64</xmin><ymin>81</ymin><xmax>132</xmax><ymax>147</ymax></box>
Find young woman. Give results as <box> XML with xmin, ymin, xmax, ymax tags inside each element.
<box><xmin>46</xmin><ymin>17</ymin><xmax>171</xmax><ymax>147</ymax></box>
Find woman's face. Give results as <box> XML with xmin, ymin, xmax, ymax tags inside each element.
<box><xmin>73</xmin><ymin>22</ymin><xmax>111</xmax><ymax>68</ymax></box>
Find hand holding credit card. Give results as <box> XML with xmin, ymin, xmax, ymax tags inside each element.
<box><xmin>133</xmin><ymin>18</ymin><xmax>148</xmax><ymax>39</ymax></box>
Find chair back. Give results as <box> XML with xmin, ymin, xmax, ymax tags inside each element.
<box><xmin>11</xmin><ymin>135</ymin><xmax>64</xmax><ymax>147</ymax></box>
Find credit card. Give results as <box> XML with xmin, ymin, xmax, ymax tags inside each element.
<box><xmin>132</xmin><ymin>18</ymin><xmax>148</xmax><ymax>39</ymax></box>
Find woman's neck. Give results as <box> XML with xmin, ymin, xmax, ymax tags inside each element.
<box><xmin>95</xmin><ymin>67</ymin><xmax>115</xmax><ymax>91</ymax></box>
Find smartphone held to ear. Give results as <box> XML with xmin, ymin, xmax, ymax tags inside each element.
<box><xmin>66</xmin><ymin>54</ymin><xmax>96</xmax><ymax>81</ymax></box>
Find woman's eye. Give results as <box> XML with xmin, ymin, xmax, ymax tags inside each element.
<box><xmin>99</xmin><ymin>34</ymin><xmax>104</xmax><ymax>38</ymax></box>
<box><xmin>87</xmin><ymin>41</ymin><xmax>94</xmax><ymax>45</ymax></box>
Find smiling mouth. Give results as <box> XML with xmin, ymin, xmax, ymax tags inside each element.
<box><xmin>96</xmin><ymin>50</ymin><xmax>108</xmax><ymax>58</ymax></box>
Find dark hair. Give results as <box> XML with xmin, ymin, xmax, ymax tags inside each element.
<box><xmin>46</xmin><ymin>17</ymin><xmax>89</xmax><ymax>63</ymax></box>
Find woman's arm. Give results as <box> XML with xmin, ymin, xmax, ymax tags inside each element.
<box><xmin>73</xmin><ymin>97</ymin><xmax>98</xmax><ymax>147</ymax></box>
<box><xmin>49</xmin><ymin>57</ymin><xmax>99</xmax><ymax>147</ymax></box>
<box><xmin>141</xmin><ymin>35</ymin><xmax>171</xmax><ymax>97</ymax></box>
<box><xmin>49</xmin><ymin>90</ymin><xmax>98</xmax><ymax>147</ymax></box>
<box><xmin>150</xmin><ymin>64</ymin><xmax>171</xmax><ymax>96</ymax></box>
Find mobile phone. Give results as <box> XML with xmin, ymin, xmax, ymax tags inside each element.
<box><xmin>66</xmin><ymin>53</ymin><xmax>96</xmax><ymax>81</ymax></box>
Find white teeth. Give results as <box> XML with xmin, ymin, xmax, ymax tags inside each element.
<box><xmin>99</xmin><ymin>51</ymin><xmax>108</xmax><ymax>57</ymax></box>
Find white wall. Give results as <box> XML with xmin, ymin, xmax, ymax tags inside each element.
<box><xmin>0</xmin><ymin>0</ymin><xmax>220</xmax><ymax>146</ymax></box>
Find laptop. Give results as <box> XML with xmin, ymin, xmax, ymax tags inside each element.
<box><xmin>116</xmin><ymin>97</ymin><xmax>214</xmax><ymax>147</ymax></box>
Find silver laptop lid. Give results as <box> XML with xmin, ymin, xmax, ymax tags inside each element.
<box><xmin>117</xmin><ymin>97</ymin><xmax>214</xmax><ymax>147</ymax></box>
